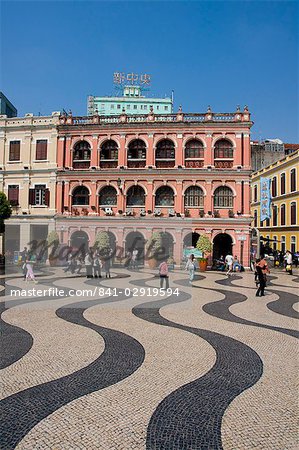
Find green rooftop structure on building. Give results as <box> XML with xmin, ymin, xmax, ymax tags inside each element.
<box><xmin>87</xmin><ymin>73</ymin><xmax>173</xmax><ymax>116</ymax></box>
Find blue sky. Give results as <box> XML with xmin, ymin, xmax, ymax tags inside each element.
<box><xmin>1</xmin><ymin>1</ymin><xmax>298</xmax><ymax>141</ymax></box>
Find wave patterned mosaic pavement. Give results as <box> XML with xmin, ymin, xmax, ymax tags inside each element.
<box><xmin>0</xmin><ymin>267</ymin><xmax>298</xmax><ymax>450</ymax></box>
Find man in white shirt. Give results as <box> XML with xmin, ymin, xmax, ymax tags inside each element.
<box><xmin>284</xmin><ymin>251</ymin><xmax>293</xmax><ymax>275</ymax></box>
<box><xmin>225</xmin><ymin>253</ymin><xmax>234</xmax><ymax>276</ymax></box>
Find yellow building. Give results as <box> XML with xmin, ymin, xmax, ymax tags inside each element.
<box><xmin>0</xmin><ymin>112</ymin><xmax>60</xmax><ymax>254</ymax></box>
<box><xmin>251</xmin><ymin>150</ymin><xmax>299</xmax><ymax>254</ymax></box>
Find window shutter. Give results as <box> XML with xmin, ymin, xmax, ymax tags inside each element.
<box><xmin>9</xmin><ymin>141</ymin><xmax>21</xmax><ymax>161</ymax></box>
<box><xmin>44</xmin><ymin>188</ymin><xmax>50</xmax><ymax>206</ymax></box>
<box><xmin>36</xmin><ymin>140</ymin><xmax>48</xmax><ymax>160</ymax></box>
<box><xmin>29</xmin><ymin>188</ymin><xmax>36</xmax><ymax>205</ymax></box>
<box><xmin>8</xmin><ymin>187</ymin><xmax>19</xmax><ymax>205</ymax></box>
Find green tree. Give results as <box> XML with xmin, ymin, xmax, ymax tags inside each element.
<box><xmin>146</xmin><ymin>231</ymin><xmax>164</xmax><ymax>261</ymax></box>
<box><xmin>94</xmin><ymin>231</ymin><xmax>110</xmax><ymax>257</ymax></box>
<box><xmin>196</xmin><ymin>234</ymin><xmax>212</xmax><ymax>259</ymax></box>
<box><xmin>0</xmin><ymin>192</ymin><xmax>12</xmax><ymax>233</ymax></box>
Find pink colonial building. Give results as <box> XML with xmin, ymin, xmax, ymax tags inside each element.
<box><xmin>55</xmin><ymin>106</ymin><xmax>253</xmax><ymax>267</ymax></box>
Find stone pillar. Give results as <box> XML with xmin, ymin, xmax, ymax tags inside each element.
<box><xmin>204</xmin><ymin>133</ymin><xmax>213</xmax><ymax>167</ymax></box>
<box><xmin>243</xmin><ymin>181</ymin><xmax>251</xmax><ymax>215</ymax></box>
<box><xmin>145</xmin><ymin>182</ymin><xmax>154</xmax><ymax>212</ymax></box>
<box><xmin>57</xmin><ymin>137</ymin><xmax>65</xmax><ymax>168</ymax></box>
<box><xmin>175</xmin><ymin>134</ymin><xmax>184</xmax><ymax>167</ymax></box>
<box><xmin>91</xmin><ymin>135</ymin><xmax>98</xmax><ymax>167</ymax></box>
<box><xmin>234</xmin><ymin>134</ymin><xmax>242</xmax><ymax>167</ymax></box>
<box><xmin>205</xmin><ymin>181</ymin><xmax>213</xmax><ymax>213</ymax></box>
<box><xmin>19</xmin><ymin>222</ymin><xmax>31</xmax><ymax>249</ymax></box>
<box><xmin>56</xmin><ymin>181</ymin><xmax>63</xmax><ymax>214</ymax></box>
<box><xmin>65</xmin><ymin>136</ymin><xmax>72</xmax><ymax>168</ymax></box>
<box><xmin>118</xmin><ymin>135</ymin><xmax>126</xmax><ymax>167</ymax></box>
<box><xmin>146</xmin><ymin>133</ymin><xmax>154</xmax><ymax>167</ymax></box>
<box><xmin>243</xmin><ymin>133</ymin><xmax>251</xmax><ymax>169</ymax></box>
<box><xmin>235</xmin><ymin>181</ymin><xmax>242</xmax><ymax>213</ymax></box>
<box><xmin>90</xmin><ymin>181</ymin><xmax>97</xmax><ymax>209</ymax></box>
<box><xmin>64</xmin><ymin>181</ymin><xmax>70</xmax><ymax>211</ymax></box>
<box><xmin>175</xmin><ymin>181</ymin><xmax>183</xmax><ymax>214</ymax></box>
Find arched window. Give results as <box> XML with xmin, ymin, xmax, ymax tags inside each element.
<box><xmin>184</xmin><ymin>186</ymin><xmax>204</xmax><ymax>207</ymax></box>
<box><xmin>155</xmin><ymin>139</ymin><xmax>175</xmax><ymax>168</ymax></box>
<box><xmin>272</xmin><ymin>205</ymin><xmax>278</xmax><ymax>226</ymax></box>
<box><xmin>100</xmin><ymin>140</ymin><xmax>118</xmax><ymax>168</ymax></box>
<box><xmin>253</xmin><ymin>185</ymin><xmax>257</xmax><ymax>202</ymax></box>
<box><xmin>184</xmin><ymin>140</ymin><xmax>204</xmax><ymax>168</ymax></box>
<box><xmin>213</xmin><ymin>186</ymin><xmax>234</xmax><ymax>208</ymax></box>
<box><xmin>127</xmin><ymin>185</ymin><xmax>145</xmax><ymax>206</ymax></box>
<box><xmin>254</xmin><ymin>210</ymin><xmax>258</xmax><ymax>227</ymax></box>
<box><xmin>72</xmin><ymin>186</ymin><xmax>89</xmax><ymax>206</ymax></box>
<box><xmin>271</xmin><ymin>177</ymin><xmax>277</xmax><ymax>197</ymax></box>
<box><xmin>280</xmin><ymin>204</ymin><xmax>286</xmax><ymax>226</ymax></box>
<box><xmin>214</xmin><ymin>139</ymin><xmax>234</xmax><ymax>168</ymax></box>
<box><xmin>290</xmin><ymin>168</ymin><xmax>296</xmax><ymax>192</ymax></box>
<box><xmin>73</xmin><ymin>141</ymin><xmax>91</xmax><ymax>169</ymax></box>
<box><xmin>127</xmin><ymin>139</ymin><xmax>146</xmax><ymax>168</ymax></box>
<box><xmin>280</xmin><ymin>173</ymin><xmax>285</xmax><ymax>195</ymax></box>
<box><xmin>291</xmin><ymin>202</ymin><xmax>296</xmax><ymax>225</ymax></box>
<box><xmin>214</xmin><ymin>139</ymin><xmax>234</xmax><ymax>159</ymax></box>
<box><xmin>99</xmin><ymin>186</ymin><xmax>117</xmax><ymax>206</ymax></box>
<box><xmin>155</xmin><ymin>186</ymin><xmax>175</xmax><ymax>206</ymax></box>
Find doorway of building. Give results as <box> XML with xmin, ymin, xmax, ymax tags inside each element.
<box><xmin>125</xmin><ymin>231</ymin><xmax>145</xmax><ymax>265</ymax></box>
<box><xmin>213</xmin><ymin>233</ymin><xmax>233</xmax><ymax>260</ymax></box>
<box><xmin>183</xmin><ymin>232</ymin><xmax>200</xmax><ymax>248</ymax></box>
<box><xmin>70</xmin><ymin>231</ymin><xmax>89</xmax><ymax>255</ymax></box>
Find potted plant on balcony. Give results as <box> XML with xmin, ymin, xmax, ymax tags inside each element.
<box><xmin>94</xmin><ymin>231</ymin><xmax>111</xmax><ymax>258</ymax></box>
<box><xmin>47</xmin><ymin>231</ymin><xmax>59</xmax><ymax>266</ymax></box>
<box><xmin>146</xmin><ymin>231</ymin><xmax>163</xmax><ymax>269</ymax></box>
<box><xmin>199</xmin><ymin>209</ymin><xmax>204</xmax><ymax>218</ymax></box>
<box><xmin>196</xmin><ymin>234</ymin><xmax>212</xmax><ymax>272</ymax></box>
<box><xmin>228</xmin><ymin>209</ymin><xmax>234</xmax><ymax>218</ymax></box>
<box><xmin>214</xmin><ymin>210</ymin><xmax>220</xmax><ymax>218</ymax></box>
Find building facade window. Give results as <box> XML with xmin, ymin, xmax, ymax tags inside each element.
<box><xmin>100</xmin><ymin>140</ymin><xmax>118</xmax><ymax>168</ymax></box>
<box><xmin>9</xmin><ymin>141</ymin><xmax>21</xmax><ymax>161</ymax></box>
<box><xmin>272</xmin><ymin>205</ymin><xmax>278</xmax><ymax>226</ymax></box>
<box><xmin>273</xmin><ymin>236</ymin><xmax>277</xmax><ymax>251</ymax></box>
<box><xmin>291</xmin><ymin>236</ymin><xmax>296</xmax><ymax>254</ymax></box>
<box><xmin>99</xmin><ymin>186</ymin><xmax>117</xmax><ymax>206</ymax></box>
<box><xmin>213</xmin><ymin>186</ymin><xmax>233</xmax><ymax>208</ymax></box>
<box><xmin>280</xmin><ymin>204</ymin><xmax>286</xmax><ymax>226</ymax></box>
<box><xmin>266</xmin><ymin>218</ymin><xmax>270</xmax><ymax>226</ymax></box>
<box><xmin>36</xmin><ymin>140</ymin><xmax>48</xmax><ymax>160</ymax></box>
<box><xmin>184</xmin><ymin>186</ymin><xmax>204</xmax><ymax>207</ymax></box>
<box><xmin>127</xmin><ymin>185</ymin><xmax>145</xmax><ymax>206</ymax></box>
<box><xmin>280</xmin><ymin>173</ymin><xmax>285</xmax><ymax>195</ymax></box>
<box><xmin>254</xmin><ymin>210</ymin><xmax>257</xmax><ymax>227</ymax></box>
<box><xmin>8</xmin><ymin>185</ymin><xmax>19</xmax><ymax>206</ymax></box>
<box><xmin>73</xmin><ymin>141</ymin><xmax>91</xmax><ymax>169</ymax></box>
<box><xmin>291</xmin><ymin>202</ymin><xmax>296</xmax><ymax>225</ymax></box>
<box><xmin>29</xmin><ymin>185</ymin><xmax>49</xmax><ymax>206</ymax></box>
<box><xmin>127</xmin><ymin>139</ymin><xmax>146</xmax><ymax>161</ymax></box>
<box><xmin>253</xmin><ymin>185</ymin><xmax>257</xmax><ymax>202</ymax></box>
<box><xmin>214</xmin><ymin>139</ymin><xmax>234</xmax><ymax>159</ymax></box>
<box><xmin>155</xmin><ymin>139</ymin><xmax>175</xmax><ymax>168</ymax></box>
<box><xmin>290</xmin><ymin>168</ymin><xmax>296</xmax><ymax>192</ymax></box>
<box><xmin>155</xmin><ymin>186</ymin><xmax>175</xmax><ymax>206</ymax></box>
<box><xmin>72</xmin><ymin>186</ymin><xmax>89</xmax><ymax>206</ymax></box>
<box><xmin>281</xmin><ymin>236</ymin><xmax>286</xmax><ymax>253</ymax></box>
<box><xmin>271</xmin><ymin>176</ymin><xmax>277</xmax><ymax>198</ymax></box>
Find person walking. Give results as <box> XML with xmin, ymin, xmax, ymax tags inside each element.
<box><xmin>93</xmin><ymin>254</ymin><xmax>102</xmax><ymax>278</ymax></box>
<box><xmin>131</xmin><ymin>248</ymin><xmax>138</xmax><ymax>270</ymax></box>
<box><xmin>255</xmin><ymin>265</ymin><xmax>266</xmax><ymax>296</ymax></box>
<box><xmin>285</xmin><ymin>250</ymin><xmax>293</xmax><ymax>275</ymax></box>
<box><xmin>185</xmin><ymin>254</ymin><xmax>196</xmax><ymax>284</ymax></box>
<box><xmin>159</xmin><ymin>260</ymin><xmax>169</xmax><ymax>289</ymax></box>
<box><xmin>84</xmin><ymin>252</ymin><xmax>93</xmax><ymax>278</ymax></box>
<box><xmin>20</xmin><ymin>246</ymin><xmax>28</xmax><ymax>280</ymax></box>
<box><xmin>225</xmin><ymin>253</ymin><xmax>234</xmax><ymax>276</ymax></box>
<box><xmin>26</xmin><ymin>251</ymin><xmax>37</xmax><ymax>283</ymax></box>
<box><xmin>103</xmin><ymin>257</ymin><xmax>111</xmax><ymax>278</ymax></box>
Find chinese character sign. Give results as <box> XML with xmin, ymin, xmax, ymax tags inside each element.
<box><xmin>260</xmin><ymin>177</ymin><xmax>272</xmax><ymax>221</ymax></box>
<box><xmin>113</xmin><ymin>72</ymin><xmax>151</xmax><ymax>85</ymax></box>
